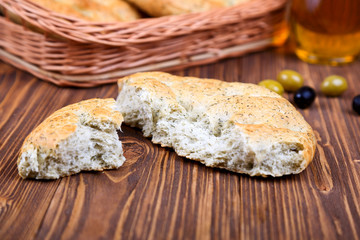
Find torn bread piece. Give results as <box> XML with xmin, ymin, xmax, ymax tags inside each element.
<box><xmin>18</xmin><ymin>98</ymin><xmax>125</xmax><ymax>179</ymax></box>
<box><xmin>116</xmin><ymin>72</ymin><xmax>316</xmax><ymax>177</ymax></box>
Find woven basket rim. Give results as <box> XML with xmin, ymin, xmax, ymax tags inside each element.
<box><xmin>0</xmin><ymin>0</ymin><xmax>286</xmax><ymax>46</ymax></box>
<box><xmin>0</xmin><ymin>37</ymin><xmax>274</xmax><ymax>87</ymax></box>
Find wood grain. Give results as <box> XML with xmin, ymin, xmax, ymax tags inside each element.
<box><xmin>0</xmin><ymin>48</ymin><xmax>360</xmax><ymax>240</ymax></box>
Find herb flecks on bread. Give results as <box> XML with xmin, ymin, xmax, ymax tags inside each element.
<box><xmin>18</xmin><ymin>98</ymin><xmax>126</xmax><ymax>179</ymax></box>
<box><xmin>116</xmin><ymin>72</ymin><xmax>316</xmax><ymax>177</ymax></box>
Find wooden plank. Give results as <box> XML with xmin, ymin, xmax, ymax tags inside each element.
<box><xmin>0</xmin><ymin>47</ymin><xmax>360</xmax><ymax>240</ymax></box>
<box><xmin>0</xmin><ymin>71</ymin><xmax>62</xmax><ymax>240</ymax></box>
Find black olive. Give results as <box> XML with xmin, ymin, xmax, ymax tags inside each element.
<box><xmin>353</xmin><ymin>95</ymin><xmax>360</xmax><ymax>115</ymax></box>
<box><xmin>294</xmin><ymin>86</ymin><xmax>316</xmax><ymax>109</ymax></box>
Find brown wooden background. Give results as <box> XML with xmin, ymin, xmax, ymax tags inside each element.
<box><xmin>0</xmin><ymin>47</ymin><xmax>360</xmax><ymax>240</ymax></box>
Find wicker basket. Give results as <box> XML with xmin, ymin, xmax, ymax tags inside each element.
<box><xmin>0</xmin><ymin>0</ymin><xmax>288</xmax><ymax>87</ymax></box>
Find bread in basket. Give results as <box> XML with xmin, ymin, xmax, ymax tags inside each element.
<box><xmin>0</xmin><ymin>0</ymin><xmax>288</xmax><ymax>87</ymax></box>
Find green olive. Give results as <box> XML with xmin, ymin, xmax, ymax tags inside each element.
<box><xmin>258</xmin><ymin>79</ymin><xmax>284</xmax><ymax>95</ymax></box>
<box><xmin>320</xmin><ymin>75</ymin><xmax>348</xmax><ymax>97</ymax></box>
<box><xmin>277</xmin><ymin>70</ymin><xmax>304</xmax><ymax>92</ymax></box>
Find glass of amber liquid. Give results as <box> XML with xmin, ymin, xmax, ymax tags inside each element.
<box><xmin>290</xmin><ymin>0</ymin><xmax>360</xmax><ymax>65</ymax></box>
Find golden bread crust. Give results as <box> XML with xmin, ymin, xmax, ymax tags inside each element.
<box><xmin>125</xmin><ymin>0</ymin><xmax>250</xmax><ymax>17</ymax></box>
<box><xmin>31</xmin><ymin>0</ymin><xmax>141</xmax><ymax>22</ymax></box>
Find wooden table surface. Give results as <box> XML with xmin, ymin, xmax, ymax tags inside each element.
<box><xmin>0</xmin><ymin>47</ymin><xmax>360</xmax><ymax>240</ymax></box>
